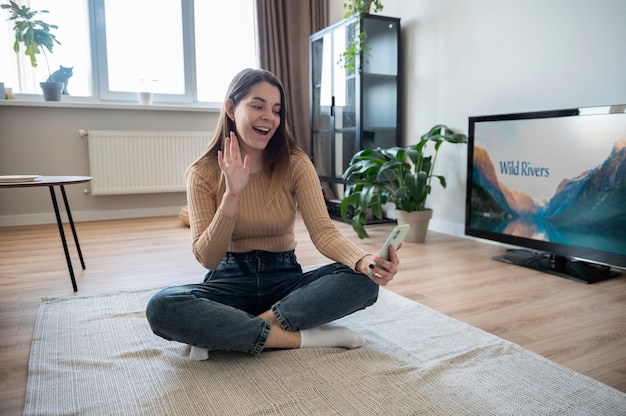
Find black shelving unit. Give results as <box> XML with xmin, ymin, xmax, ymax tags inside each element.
<box><xmin>309</xmin><ymin>14</ymin><xmax>401</xmax><ymax>219</ymax></box>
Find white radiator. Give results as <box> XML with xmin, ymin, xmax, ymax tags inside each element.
<box><xmin>86</xmin><ymin>130</ymin><xmax>211</xmax><ymax>195</ymax></box>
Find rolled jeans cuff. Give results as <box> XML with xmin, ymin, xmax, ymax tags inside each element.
<box><xmin>271</xmin><ymin>303</ymin><xmax>293</xmax><ymax>332</ymax></box>
<box><xmin>250</xmin><ymin>318</ymin><xmax>273</xmax><ymax>355</ymax></box>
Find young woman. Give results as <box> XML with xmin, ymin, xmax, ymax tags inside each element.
<box><xmin>146</xmin><ymin>68</ymin><xmax>400</xmax><ymax>360</ymax></box>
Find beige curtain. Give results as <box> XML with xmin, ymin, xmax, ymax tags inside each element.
<box><xmin>255</xmin><ymin>0</ymin><xmax>328</xmax><ymax>155</ymax></box>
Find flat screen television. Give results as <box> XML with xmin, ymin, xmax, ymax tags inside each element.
<box><xmin>465</xmin><ymin>105</ymin><xmax>626</xmax><ymax>283</ymax></box>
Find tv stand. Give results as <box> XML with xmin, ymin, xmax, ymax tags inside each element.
<box><xmin>493</xmin><ymin>249</ymin><xmax>622</xmax><ymax>284</ymax></box>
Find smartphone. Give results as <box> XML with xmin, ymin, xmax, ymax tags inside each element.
<box><xmin>368</xmin><ymin>224</ymin><xmax>410</xmax><ymax>276</ymax></box>
<box><xmin>377</xmin><ymin>224</ymin><xmax>410</xmax><ymax>260</ymax></box>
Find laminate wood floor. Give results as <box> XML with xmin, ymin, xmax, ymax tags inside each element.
<box><xmin>1</xmin><ymin>215</ymin><xmax>625</xmax><ymax>415</ymax></box>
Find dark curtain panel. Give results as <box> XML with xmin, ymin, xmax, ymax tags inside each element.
<box><xmin>255</xmin><ymin>0</ymin><xmax>328</xmax><ymax>155</ymax></box>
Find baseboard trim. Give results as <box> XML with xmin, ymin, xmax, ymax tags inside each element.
<box><xmin>427</xmin><ymin>218</ymin><xmax>465</xmax><ymax>238</ymax></box>
<box><xmin>0</xmin><ymin>206</ymin><xmax>183</xmax><ymax>227</ymax></box>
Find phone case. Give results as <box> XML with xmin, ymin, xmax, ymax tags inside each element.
<box><xmin>377</xmin><ymin>224</ymin><xmax>411</xmax><ymax>260</ymax></box>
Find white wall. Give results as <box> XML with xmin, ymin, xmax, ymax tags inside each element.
<box><xmin>0</xmin><ymin>103</ymin><xmax>217</xmax><ymax>225</ymax></box>
<box><xmin>331</xmin><ymin>0</ymin><xmax>626</xmax><ymax>236</ymax></box>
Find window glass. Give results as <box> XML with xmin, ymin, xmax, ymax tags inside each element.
<box><xmin>0</xmin><ymin>0</ymin><xmax>91</xmax><ymax>96</ymax></box>
<box><xmin>194</xmin><ymin>0</ymin><xmax>257</xmax><ymax>103</ymax></box>
<box><xmin>104</xmin><ymin>0</ymin><xmax>184</xmax><ymax>94</ymax></box>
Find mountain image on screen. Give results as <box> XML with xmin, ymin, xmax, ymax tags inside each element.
<box><xmin>470</xmin><ymin>139</ymin><xmax>626</xmax><ymax>241</ymax></box>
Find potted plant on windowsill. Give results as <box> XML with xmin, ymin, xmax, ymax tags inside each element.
<box><xmin>340</xmin><ymin>124</ymin><xmax>467</xmax><ymax>242</ymax></box>
<box><xmin>2</xmin><ymin>0</ymin><xmax>63</xmax><ymax>101</ymax></box>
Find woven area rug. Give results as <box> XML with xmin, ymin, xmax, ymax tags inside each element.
<box><xmin>25</xmin><ymin>288</ymin><xmax>626</xmax><ymax>416</ymax></box>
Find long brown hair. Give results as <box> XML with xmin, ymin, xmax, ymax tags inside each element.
<box><xmin>190</xmin><ymin>68</ymin><xmax>302</xmax><ymax>204</ymax></box>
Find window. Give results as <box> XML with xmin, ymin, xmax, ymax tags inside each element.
<box><xmin>0</xmin><ymin>0</ymin><xmax>257</xmax><ymax>104</ymax></box>
<box><xmin>0</xmin><ymin>0</ymin><xmax>91</xmax><ymax>96</ymax></box>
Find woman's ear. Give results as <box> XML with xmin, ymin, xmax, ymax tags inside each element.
<box><xmin>225</xmin><ymin>99</ymin><xmax>235</xmax><ymax>121</ymax></box>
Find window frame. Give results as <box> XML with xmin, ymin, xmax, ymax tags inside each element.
<box><xmin>91</xmin><ymin>0</ymin><xmax>197</xmax><ymax>104</ymax></box>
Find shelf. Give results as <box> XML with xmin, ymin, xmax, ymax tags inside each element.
<box><xmin>362</xmin><ymin>73</ymin><xmax>398</xmax><ymax>79</ymax></box>
<box><xmin>310</xmin><ymin>14</ymin><xmax>400</xmax><ymax>217</ymax></box>
<box><xmin>326</xmin><ymin>199</ymin><xmax>396</xmax><ymax>225</ymax></box>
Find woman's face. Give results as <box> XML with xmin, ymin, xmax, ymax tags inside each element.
<box><xmin>228</xmin><ymin>81</ymin><xmax>281</xmax><ymax>153</ymax></box>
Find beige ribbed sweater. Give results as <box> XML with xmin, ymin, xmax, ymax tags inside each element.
<box><xmin>186</xmin><ymin>151</ymin><xmax>368</xmax><ymax>271</ymax></box>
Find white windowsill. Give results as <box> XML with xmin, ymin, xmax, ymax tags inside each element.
<box><xmin>0</xmin><ymin>97</ymin><xmax>221</xmax><ymax>112</ymax></box>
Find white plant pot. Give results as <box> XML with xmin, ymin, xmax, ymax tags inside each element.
<box><xmin>395</xmin><ymin>209</ymin><xmax>433</xmax><ymax>243</ymax></box>
<box><xmin>138</xmin><ymin>92</ymin><xmax>153</xmax><ymax>105</ymax></box>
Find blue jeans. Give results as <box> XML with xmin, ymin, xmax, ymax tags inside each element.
<box><xmin>146</xmin><ymin>251</ymin><xmax>379</xmax><ymax>355</ymax></box>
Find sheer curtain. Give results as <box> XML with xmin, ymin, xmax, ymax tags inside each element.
<box><xmin>255</xmin><ymin>0</ymin><xmax>328</xmax><ymax>154</ymax></box>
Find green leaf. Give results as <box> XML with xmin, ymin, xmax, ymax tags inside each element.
<box><xmin>3</xmin><ymin>1</ymin><xmax>60</xmax><ymax>69</ymax></box>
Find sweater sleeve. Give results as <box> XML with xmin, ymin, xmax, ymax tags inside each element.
<box><xmin>186</xmin><ymin>162</ymin><xmax>234</xmax><ymax>270</ymax></box>
<box><xmin>292</xmin><ymin>152</ymin><xmax>370</xmax><ymax>270</ymax></box>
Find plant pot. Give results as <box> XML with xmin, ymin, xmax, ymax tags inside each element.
<box><xmin>138</xmin><ymin>91</ymin><xmax>153</xmax><ymax>105</ymax></box>
<box><xmin>395</xmin><ymin>209</ymin><xmax>433</xmax><ymax>243</ymax></box>
<box><xmin>40</xmin><ymin>81</ymin><xmax>64</xmax><ymax>101</ymax></box>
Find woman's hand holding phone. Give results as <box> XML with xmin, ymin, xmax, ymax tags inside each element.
<box><xmin>362</xmin><ymin>224</ymin><xmax>410</xmax><ymax>285</ymax></box>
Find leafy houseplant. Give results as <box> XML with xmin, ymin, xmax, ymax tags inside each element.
<box><xmin>340</xmin><ymin>125</ymin><xmax>468</xmax><ymax>240</ymax></box>
<box><xmin>338</xmin><ymin>0</ymin><xmax>384</xmax><ymax>73</ymax></box>
<box><xmin>1</xmin><ymin>0</ymin><xmax>63</xmax><ymax>101</ymax></box>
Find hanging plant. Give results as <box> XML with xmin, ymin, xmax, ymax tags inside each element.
<box><xmin>338</xmin><ymin>0</ymin><xmax>384</xmax><ymax>73</ymax></box>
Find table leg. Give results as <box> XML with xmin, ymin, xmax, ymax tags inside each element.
<box><xmin>49</xmin><ymin>186</ymin><xmax>78</xmax><ymax>292</ymax></box>
<box><xmin>60</xmin><ymin>185</ymin><xmax>86</xmax><ymax>270</ymax></box>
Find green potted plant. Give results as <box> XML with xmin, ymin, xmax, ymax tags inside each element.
<box><xmin>340</xmin><ymin>124</ymin><xmax>467</xmax><ymax>242</ymax></box>
<box><xmin>338</xmin><ymin>0</ymin><xmax>384</xmax><ymax>73</ymax></box>
<box><xmin>2</xmin><ymin>0</ymin><xmax>63</xmax><ymax>101</ymax></box>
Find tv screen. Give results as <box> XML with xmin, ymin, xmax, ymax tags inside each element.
<box><xmin>465</xmin><ymin>105</ymin><xmax>626</xmax><ymax>283</ymax></box>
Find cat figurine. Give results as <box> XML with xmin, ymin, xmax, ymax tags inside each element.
<box><xmin>46</xmin><ymin>66</ymin><xmax>73</xmax><ymax>95</ymax></box>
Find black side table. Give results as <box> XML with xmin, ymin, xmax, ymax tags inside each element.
<box><xmin>0</xmin><ymin>176</ymin><xmax>93</xmax><ymax>291</ymax></box>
